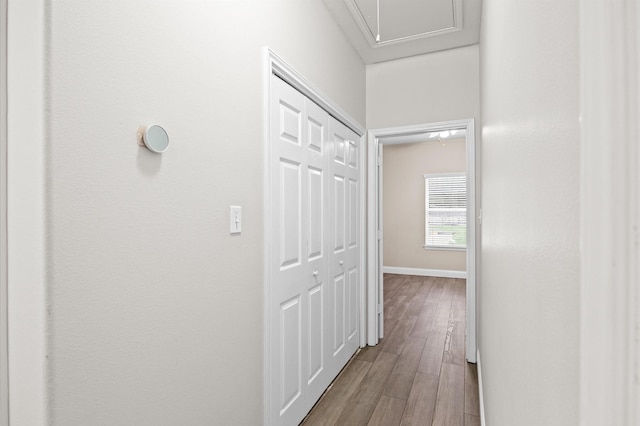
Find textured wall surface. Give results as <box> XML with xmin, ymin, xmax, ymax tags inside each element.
<box><xmin>366</xmin><ymin>45</ymin><xmax>480</xmax><ymax>129</ymax></box>
<box><xmin>479</xmin><ymin>1</ymin><xmax>580</xmax><ymax>425</ymax></box>
<box><xmin>46</xmin><ymin>1</ymin><xmax>365</xmax><ymax>424</ymax></box>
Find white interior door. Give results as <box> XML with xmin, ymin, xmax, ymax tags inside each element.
<box><xmin>327</xmin><ymin>118</ymin><xmax>361</xmax><ymax>371</ymax></box>
<box><xmin>269</xmin><ymin>75</ymin><xmax>361</xmax><ymax>425</ymax></box>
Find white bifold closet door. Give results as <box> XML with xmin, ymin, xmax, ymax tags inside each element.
<box><xmin>269</xmin><ymin>75</ymin><xmax>360</xmax><ymax>426</ymax></box>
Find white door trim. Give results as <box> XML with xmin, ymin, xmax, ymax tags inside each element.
<box><xmin>6</xmin><ymin>1</ymin><xmax>48</xmax><ymax>425</ymax></box>
<box><xmin>0</xmin><ymin>0</ymin><xmax>8</xmax><ymax>423</ymax></box>
<box><xmin>367</xmin><ymin>119</ymin><xmax>477</xmax><ymax>362</ymax></box>
<box><xmin>263</xmin><ymin>48</ymin><xmax>366</xmax><ymax>425</ymax></box>
<box><xmin>579</xmin><ymin>0</ymin><xmax>640</xmax><ymax>424</ymax></box>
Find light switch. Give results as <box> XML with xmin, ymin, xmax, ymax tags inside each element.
<box><xmin>230</xmin><ymin>206</ymin><xmax>242</xmax><ymax>234</ymax></box>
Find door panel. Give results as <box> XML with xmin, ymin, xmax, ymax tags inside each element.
<box><xmin>348</xmin><ymin>178</ymin><xmax>358</xmax><ymax>248</ymax></box>
<box><xmin>302</xmin><ymin>97</ymin><xmax>330</xmax><ymax>403</ymax></box>
<box><xmin>308</xmin><ymin>283</ymin><xmax>323</xmax><ymax>383</ymax></box>
<box><xmin>348</xmin><ymin>267</ymin><xmax>359</xmax><ymax>339</ymax></box>
<box><xmin>271</xmin><ymin>78</ymin><xmax>309</xmax><ymax>425</ymax></box>
<box><xmin>333</xmin><ymin>176</ymin><xmax>345</xmax><ymax>253</ymax></box>
<box><xmin>328</xmin><ymin>118</ymin><xmax>360</xmax><ymax>370</ymax></box>
<box><xmin>307</xmin><ymin>116</ymin><xmax>324</xmax><ymax>154</ymax></box>
<box><xmin>307</xmin><ymin>167</ymin><xmax>323</xmax><ymax>260</ymax></box>
<box><xmin>280</xmin><ymin>295</ymin><xmax>302</xmax><ymax>413</ymax></box>
<box><xmin>332</xmin><ymin>272</ymin><xmax>345</xmax><ymax>355</ymax></box>
<box><xmin>280</xmin><ymin>160</ymin><xmax>301</xmax><ymax>270</ymax></box>
<box><xmin>270</xmin><ymin>75</ymin><xmax>360</xmax><ymax>425</ymax></box>
<box><xmin>279</xmin><ymin>101</ymin><xmax>302</xmax><ymax>146</ymax></box>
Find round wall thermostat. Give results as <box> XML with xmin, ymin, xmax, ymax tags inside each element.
<box><xmin>142</xmin><ymin>125</ymin><xmax>169</xmax><ymax>153</ymax></box>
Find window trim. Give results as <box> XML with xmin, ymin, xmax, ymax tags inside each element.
<box><xmin>423</xmin><ymin>172</ymin><xmax>467</xmax><ymax>251</ymax></box>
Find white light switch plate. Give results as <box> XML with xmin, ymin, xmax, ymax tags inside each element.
<box><xmin>230</xmin><ymin>206</ymin><xmax>242</xmax><ymax>234</ymax></box>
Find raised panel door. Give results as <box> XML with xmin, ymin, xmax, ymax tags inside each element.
<box><xmin>327</xmin><ymin>118</ymin><xmax>360</xmax><ymax>372</ymax></box>
<box><xmin>270</xmin><ymin>76</ymin><xmax>334</xmax><ymax>425</ymax></box>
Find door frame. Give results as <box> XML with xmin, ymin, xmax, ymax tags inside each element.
<box><xmin>263</xmin><ymin>48</ymin><xmax>367</xmax><ymax>425</ymax></box>
<box><xmin>4</xmin><ymin>1</ymin><xmax>48</xmax><ymax>425</ymax></box>
<box><xmin>366</xmin><ymin>118</ymin><xmax>477</xmax><ymax>362</ymax></box>
<box><xmin>0</xmin><ymin>0</ymin><xmax>8</xmax><ymax>423</ymax></box>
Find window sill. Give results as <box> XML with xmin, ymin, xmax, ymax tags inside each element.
<box><xmin>423</xmin><ymin>245</ymin><xmax>467</xmax><ymax>252</ymax></box>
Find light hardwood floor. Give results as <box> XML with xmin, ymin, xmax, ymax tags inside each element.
<box><xmin>301</xmin><ymin>274</ymin><xmax>480</xmax><ymax>426</ymax></box>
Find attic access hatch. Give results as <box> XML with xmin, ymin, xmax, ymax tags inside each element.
<box><xmin>322</xmin><ymin>0</ymin><xmax>481</xmax><ymax>63</ymax></box>
<box><xmin>349</xmin><ymin>0</ymin><xmax>462</xmax><ymax>46</ymax></box>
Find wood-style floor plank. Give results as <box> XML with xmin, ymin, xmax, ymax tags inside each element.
<box><xmin>384</xmin><ymin>336</ymin><xmax>427</xmax><ymax>399</ymax></box>
<box><xmin>410</xmin><ymin>278</ymin><xmax>444</xmax><ymax>336</ymax></box>
<box><xmin>417</xmin><ymin>326</ymin><xmax>447</xmax><ymax>376</ymax></box>
<box><xmin>442</xmin><ymin>317</ymin><xmax>465</xmax><ymax>366</ymax></box>
<box><xmin>464</xmin><ymin>414</ymin><xmax>481</xmax><ymax>426</ymax></box>
<box><xmin>383</xmin><ymin>274</ymin><xmax>404</xmax><ymax>296</ymax></box>
<box><xmin>451</xmin><ymin>279</ymin><xmax>466</xmax><ymax>322</ymax></box>
<box><xmin>367</xmin><ymin>396</ymin><xmax>407</xmax><ymax>426</ymax></box>
<box><xmin>386</xmin><ymin>277</ymin><xmax>421</xmax><ymax>321</ymax></box>
<box><xmin>380</xmin><ymin>316</ymin><xmax>417</xmax><ymax>355</ymax></box>
<box><xmin>404</xmin><ymin>276</ymin><xmax>435</xmax><ymax>317</ymax></box>
<box><xmin>432</xmin><ymin>363</ymin><xmax>465</xmax><ymax>426</ymax></box>
<box><xmin>383</xmin><ymin>275</ymin><xmax>410</xmax><ymax>318</ymax></box>
<box><xmin>399</xmin><ymin>372</ymin><xmax>439</xmax><ymax>426</ymax></box>
<box><xmin>357</xmin><ymin>344</ymin><xmax>381</xmax><ymax>363</ymax></box>
<box><xmin>433</xmin><ymin>279</ymin><xmax>455</xmax><ymax>328</ymax></box>
<box><xmin>302</xmin><ymin>359</ymin><xmax>372</xmax><ymax>425</ymax></box>
<box><xmin>303</xmin><ymin>274</ymin><xmax>479</xmax><ymax>426</ymax></box>
<box><xmin>336</xmin><ymin>351</ymin><xmax>399</xmax><ymax>425</ymax></box>
<box><xmin>359</xmin><ymin>317</ymin><xmax>399</xmax><ymax>363</ymax></box>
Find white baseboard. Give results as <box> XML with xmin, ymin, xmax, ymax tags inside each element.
<box><xmin>382</xmin><ymin>266</ymin><xmax>467</xmax><ymax>279</ymax></box>
<box><xmin>477</xmin><ymin>349</ymin><xmax>486</xmax><ymax>426</ymax></box>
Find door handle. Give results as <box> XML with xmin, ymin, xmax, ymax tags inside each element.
<box><xmin>339</xmin><ymin>261</ymin><xmax>344</xmax><ymax>266</ymax></box>
<box><xmin>313</xmin><ymin>269</ymin><xmax>319</xmax><ymax>277</ymax></box>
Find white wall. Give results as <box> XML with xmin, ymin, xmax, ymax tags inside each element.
<box><xmin>366</xmin><ymin>45</ymin><xmax>480</xmax><ymax>129</ymax></box>
<box><xmin>43</xmin><ymin>1</ymin><xmax>364</xmax><ymax>425</ymax></box>
<box><xmin>480</xmin><ymin>1</ymin><xmax>580</xmax><ymax>425</ymax></box>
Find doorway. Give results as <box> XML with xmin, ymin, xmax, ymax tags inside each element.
<box><xmin>367</xmin><ymin>119</ymin><xmax>477</xmax><ymax>363</ymax></box>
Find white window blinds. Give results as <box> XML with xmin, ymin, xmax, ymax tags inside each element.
<box><xmin>424</xmin><ymin>173</ymin><xmax>467</xmax><ymax>249</ymax></box>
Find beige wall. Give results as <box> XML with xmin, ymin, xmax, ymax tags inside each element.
<box><xmin>383</xmin><ymin>138</ymin><xmax>466</xmax><ymax>271</ymax></box>
<box><xmin>44</xmin><ymin>1</ymin><xmax>365</xmax><ymax>425</ymax></box>
<box><xmin>480</xmin><ymin>0</ymin><xmax>580</xmax><ymax>425</ymax></box>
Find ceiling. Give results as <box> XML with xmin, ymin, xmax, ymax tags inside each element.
<box><xmin>323</xmin><ymin>0</ymin><xmax>482</xmax><ymax>64</ymax></box>
<box><xmin>380</xmin><ymin>129</ymin><xmax>467</xmax><ymax>145</ymax></box>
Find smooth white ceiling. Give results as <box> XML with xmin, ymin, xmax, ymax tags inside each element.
<box><xmin>323</xmin><ymin>0</ymin><xmax>482</xmax><ymax>64</ymax></box>
<box><xmin>381</xmin><ymin>129</ymin><xmax>467</xmax><ymax>145</ymax></box>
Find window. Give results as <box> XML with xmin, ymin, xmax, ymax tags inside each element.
<box><xmin>424</xmin><ymin>173</ymin><xmax>467</xmax><ymax>249</ymax></box>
